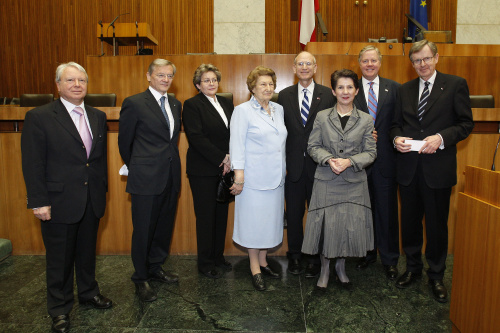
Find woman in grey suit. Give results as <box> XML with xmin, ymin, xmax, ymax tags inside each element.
<box><xmin>183</xmin><ymin>64</ymin><xmax>233</xmax><ymax>279</ymax></box>
<box><xmin>302</xmin><ymin>69</ymin><xmax>376</xmax><ymax>291</ymax></box>
<box><xmin>229</xmin><ymin>66</ymin><xmax>288</xmax><ymax>291</ymax></box>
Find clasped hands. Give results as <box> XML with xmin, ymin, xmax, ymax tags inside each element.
<box><xmin>328</xmin><ymin>158</ymin><xmax>351</xmax><ymax>175</ymax></box>
<box><xmin>219</xmin><ymin>154</ymin><xmax>231</xmax><ymax>175</ymax></box>
<box><xmin>395</xmin><ymin>134</ymin><xmax>441</xmax><ymax>154</ymax></box>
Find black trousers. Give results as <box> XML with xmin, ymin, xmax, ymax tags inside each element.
<box><xmin>399</xmin><ymin>161</ymin><xmax>451</xmax><ymax>280</ymax></box>
<box><xmin>285</xmin><ymin>164</ymin><xmax>319</xmax><ymax>264</ymax></box>
<box><xmin>366</xmin><ymin>165</ymin><xmax>400</xmax><ymax>266</ymax></box>
<box><xmin>189</xmin><ymin>175</ymin><xmax>229</xmax><ymax>272</ymax></box>
<box><xmin>41</xmin><ymin>196</ymin><xmax>100</xmax><ymax>317</ymax></box>
<box><xmin>130</xmin><ymin>168</ymin><xmax>179</xmax><ymax>282</ymax></box>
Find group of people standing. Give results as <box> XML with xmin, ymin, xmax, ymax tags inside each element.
<box><xmin>21</xmin><ymin>39</ymin><xmax>473</xmax><ymax>333</ymax></box>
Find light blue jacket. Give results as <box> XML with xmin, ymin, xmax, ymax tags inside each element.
<box><xmin>230</xmin><ymin>96</ymin><xmax>287</xmax><ymax>190</ymax></box>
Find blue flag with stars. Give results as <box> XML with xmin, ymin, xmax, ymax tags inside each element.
<box><xmin>409</xmin><ymin>0</ymin><xmax>428</xmax><ymax>39</ymax></box>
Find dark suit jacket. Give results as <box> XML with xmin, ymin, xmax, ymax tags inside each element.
<box><xmin>21</xmin><ymin>99</ymin><xmax>108</xmax><ymax>223</ymax></box>
<box><xmin>118</xmin><ymin>89</ymin><xmax>182</xmax><ymax>195</ymax></box>
<box><xmin>354</xmin><ymin>77</ymin><xmax>400</xmax><ymax>178</ymax></box>
<box><xmin>390</xmin><ymin>71</ymin><xmax>474</xmax><ymax>188</ymax></box>
<box><xmin>277</xmin><ymin>82</ymin><xmax>336</xmax><ymax>182</ymax></box>
<box><xmin>182</xmin><ymin>93</ymin><xmax>233</xmax><ymax>176</ymax></box>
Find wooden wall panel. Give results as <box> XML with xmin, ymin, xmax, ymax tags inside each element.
<box><xmin>2</xmin><ymin>54</ymin><xmax>500</xmax><ymax>256</ymax></box>
<box><xmin>0</xmin><ymin>0</ymin><xmax>213</xmax><ymax>99</ymax></box>
<box><xmin>265</xmin><ymin>0</ymin><xmax>457</xmax><ymax>54</ymax></box>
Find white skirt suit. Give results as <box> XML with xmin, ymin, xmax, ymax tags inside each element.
<box><xmin>229</xmin><ymin>96</ymin><xmax>288</xmax><ymax>248</ymax></box>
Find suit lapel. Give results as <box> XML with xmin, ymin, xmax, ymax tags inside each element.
<box><xmin>408</xmin><ymin>78</ymin><xmax>420</xmax><ymax>117</ymax></box>
<box><xmin>167</xmin><ymin>94</ymin><xmax>180</xmax><ymax>135</ymax></box>
<box><xmin>200</xmin><ymin>94</ymin><xmax>229</xmax><ymax>129</ymax></box>
<box><xmin>425</xmin><ymin>71</ymin><xmax>445</xmax><ymax>113</ymax></box>
<box><xmin>327</xmin><ymin>107</ymin><xmax>343</xmax><ymax>135</ymax></box>
<box><xmin>144</xmin><ymin>90</ymin><xmax>170</xmax><ymax>131</ymax></box>
<box><xmin>354</xmin><ymin>79</ymin><xmax>369</xmax><ymax>114</ymax></box>
<box><xmin>86</xmin><ymin>106</ymin><xmax>99</xmax><ymax>155</ymax></box>
<box><xmin>288</xmin><ymin>84</ymin><xmax>303</xmax><ymax>127</ymax></box>
<box><xmin>53</xmin><ymin>100</ymin><xmax>83</xmax><ymax>144</ymax></box>
<box><xmin>375</xmin><ymin>78</ymin><xmax>390</xmax><ymax>128</ymax></box>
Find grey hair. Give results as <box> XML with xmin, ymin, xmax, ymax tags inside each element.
<box><xmin>293</xmin><ymin>51</ymin><xmax>317</xmax><ymax>65</ymax></box>
<box><xmin>55</xmin><ymin>62</ymin><xmax>88</xmax><ymax>83</ymax></box>
<box><xmin>192</xmin><ymin>64</ymin><xmax>221</xmax><ymax>90</ymax></box>
<box><xmin>147</xmin><ymin>58</ymin><xmax>177</xmax><ymax>75</ymax></box>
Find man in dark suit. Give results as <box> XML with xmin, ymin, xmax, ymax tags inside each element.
<box><xmin>278</xmin><ymin>51</ymin><xmax>335</xmax><ymax>277</ymax></box>
<box><xmin>22</xmin><ymin>62</ymin><xmax>112</xmax><ymax>333</ymax></box>
<box><xmin>353</xmin><ymin>46</ymin><xmax>401</xmax><ymax>280</ymax></box>
<box><xmin>118</xmin><ymin>58</ymin><xmax>182</xmax><ymax>302</ymax></box>
<box><xmin>390</xmin><ymin>40</ymin><xmax>474</xmax><ymax>302</ymax></box>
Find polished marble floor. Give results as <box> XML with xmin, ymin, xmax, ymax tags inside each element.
<box><xmin>0</xmin><ymin>255</ymin><xmax>453</xmax><ymax>332</ymax></box>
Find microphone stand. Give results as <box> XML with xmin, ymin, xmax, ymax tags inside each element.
<box><xmin>99</xmin><ymin>20</ymin><xmax>105</xmax><ymax>57</ymax></box>
<box><xmin>135</xmin><ymin>21</ymin><xmax>140</xmax><ymax>55</ymax></box>
<box><xmin>108</xmin><ymin>13</ymin><xmax>130</xmax><ymax>56</ymax></box>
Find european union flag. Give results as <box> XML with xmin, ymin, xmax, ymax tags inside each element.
<box><xmin>409</xmin><ymin>0</ymin><xmax>428</xmax><ymax>39</ymax></box>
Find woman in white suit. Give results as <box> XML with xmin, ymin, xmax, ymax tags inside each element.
<box><xmin>229</xmin><ymin>66</ymin><xmax>288</xmax><ymax>291</ymax></box>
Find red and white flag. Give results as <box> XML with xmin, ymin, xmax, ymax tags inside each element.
<box><xmin>299</xmin><ymin>0</ymin><xmax>320</xmax><ymax>48</ymax></box>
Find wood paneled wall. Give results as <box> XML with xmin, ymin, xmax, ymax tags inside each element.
<box><xmin>1</xmin><ymin>54</ymin><xmax>499</xmax><ymax>256</ymax></box>
<box><xmin>265</xmin><ymin>0</ymin><xmax>457</xmax><ymax>54</ymax></box>
<box><xmin>0</xmin><ymin>0</ymin><xmax>213</xmax><ymax>98</ymax></box>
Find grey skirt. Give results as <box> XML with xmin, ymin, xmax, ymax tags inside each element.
<box><xmin>301</xmin><ymin>176</ymin><xmax>374</xmax><ymax>258</ymax></box>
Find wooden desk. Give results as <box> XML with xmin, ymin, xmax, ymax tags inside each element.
<box><xmin>97</xmin><ymin>23</ymin><xmax>158</xmax><ymax>46</ymax></box>
<box><xmin>450</xmin><ymin>166</ymin><xmax>500</xmax><ymax>333</ymax></box>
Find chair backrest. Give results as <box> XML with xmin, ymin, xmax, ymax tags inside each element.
<box><xmin>0</xmin><ymin>97</ymin><xmax>6</xmax><ymax>105</ymax></box>
<box><xmin>167</xmin><ymin>93</ymin><xmax>176</xmax><ymax>99</ymax></box>
<box><xmin>20</xmin><ymin>94</ymin><xmax>54</xmax><ymax>107</ymax></box>
<box><xmin>271</xmin><ymin>92</ymin><xmax>279</xmax><ymax>103</ymax></box>
<box><xmin>470</xmin><ymin>95</ymin><xmax>495</xmax><ymax>108</ymax></box>
<box><xmin>10</xmin><ymin>97</ymin><xmax>19</xmax><ymax>105</ymax></box>
<box><xmin>216</xmin><ymin>92</ymin><xmax>233</xmax><ymax>104</ymax></box>
<box><xmin>84</xmin><ymin>93</ymin><xmax>117</xmax><ymax>107</ymax></box>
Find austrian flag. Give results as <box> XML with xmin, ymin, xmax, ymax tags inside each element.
<box><xmin>299</xmin><ymin>0</ymin><xmax>320</xmax><ymax>48</ymax></box>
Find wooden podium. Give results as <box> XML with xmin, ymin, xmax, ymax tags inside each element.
<box><xmin>450</xmin><ymin>166</ymin><xmax>500</xmax><ymax>333</ymax></box>
<box><xmin>97</xmin><ymin>23</ymin><xmax>158</xmax><ymax>55</ymax></box>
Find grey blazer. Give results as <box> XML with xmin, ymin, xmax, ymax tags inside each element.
<box><xmin>307</xmin><ymin>105</ymin><xmax>376</xmax><ymax>183</ymax></box>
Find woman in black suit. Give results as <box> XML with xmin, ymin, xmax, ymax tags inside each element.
<box><xmin>183</xmin><ymin>64</ymin><xmax>234</xmax><ymax>279</ymax></box>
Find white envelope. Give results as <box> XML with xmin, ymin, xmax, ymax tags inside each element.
<box><xmin>119</xmin><ymin>164</ymin><xmax>129</xmax><ymax>176</ymax></box>
<box><xmin>406</xmin><ymin>140</ymin><xmax>426</xmax><ymax>152</ymax></box>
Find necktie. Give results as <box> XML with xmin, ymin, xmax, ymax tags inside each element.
<box><xmin>160</xmin><ymin>96</ymin><xmax>171</xmax><ymax>135</ymax></box>
<box><xmin>368</xmin><ymin>82</ymin><xmax>377</xmax><ymax>123</ymax></box>
<box><xmin>418</xmin><ymin>81</ymin><xmax>430</xmax><ymax>121</ymax></box>
<box><xmin>301</xmin><ymin>88</ymin><xmax>310</xmax><ymax>126</ymax></box>
<box><xmin>73</xmin><ymin>106</ymin><xmax>92</xmax><ymax>158</ymax></box>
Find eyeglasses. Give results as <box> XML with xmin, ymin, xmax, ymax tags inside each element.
<box><xmin>411</xmin><ymin>56</ymin><xmax>434</xmax><ymax>66</ymax></box>
<box><xmin>201</xmin><ymin>78</ymin><xmax>218</xmax><ymax>84</ymax></box>
<box><xmin>295</xmin><ymin>62</ymin><xmax>314</xmax><ymax>67</ymax></box>
<box><xmin>156</xmin><ymin>74</ymin><xmax>174</xmax><ymax>80</ymax></box>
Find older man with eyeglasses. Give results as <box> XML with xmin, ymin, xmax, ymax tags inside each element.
<box><xmin>390</xmin><ymin>40</ymin><xmax>474</xmax><ymax>303</ymax></box>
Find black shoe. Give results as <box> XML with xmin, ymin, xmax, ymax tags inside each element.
<box><xmin>260</xmin><ymin>265</ymin><xmax>281</xmax><ymax>279</ymax></box>
<box><xmin>335</xmin><ymin>274</ymin><xmax>353</xmax><ymax>292</ymax></box>
<box><xmin>428</xmin><ymin>279</ymin><xmax>448</xmax><ymax>303</ymax></box>
<box><xmin>305</xmin><ymin>263</ymin><xmax>321</xmax><ymax>278</ymax></box>
<box><xmin>384</xmin><ymin>265</ymin><xmax>399</xmax><ymax>280</ymax></box>
<box><xmin>216</xmin><ymin>260</ymin><xmax>233</xmax><ymax>272</ymax></box>
<box><xmin>287</xmin><ymin>258</ymin><xmax>304</xmax><ymax>275</ymax></box>
<box><xmin>314</xmin><ymin>285</ymin><xmax>327</xmax><ymax>293</ymax></box>
<box><xmin>252</xmin><ymin>273</ymin><xmax>266</xmax><ymax>291</ymax></box>
<box><xmin>135</xmin><ymin>282</ymin><xmax>157</xmax><ymax>302</ymax></box>
<box><xmin>79</xmin><ymin>293</ymin><xmax>112</xmax><ymax>309</ymax></box>
<box><xmin>395</xmin><ymin>271</ymin><xmax>422</xmax><ymax>289</ymax></box>
<box><xmin>356</xmin><ymin>257</ymin><xmax>376</xmax><ymax>270</ymax></box>
<box><xmin>199</xmin><ymin>269</ymin><xmax>223</xmax><ymax>279</ymax></box>
<box><xmin>51</xmin><ymin>314</ymin><xmax>70</xmax><ymax>333</ymax></box>
<box><xmin>150</xmin><ymin>268</ymin><xmax>179</xmax><ymax>284</ymax></box>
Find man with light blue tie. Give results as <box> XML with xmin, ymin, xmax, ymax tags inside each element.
<box><xmin>353</xmin><ymin>46</ymin><xmax>401</xmax><ymax>280</ymax></box>
<box><xmin>119</xmin><ymin>58</ymin><xmax>182</xmax><ymax>302</ymax></box>
<box><xmin>278</xmin><ymin>51</ymin><xmax>335</xmax><ymax>277</ymax></box>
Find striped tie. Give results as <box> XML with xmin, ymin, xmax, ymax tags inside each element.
<box><xmin>368</xmin><ymin>82</ymin><xmax>377</xmax><ymax>123</ymax></box>
<box><xmin>160</xmin><ymin>96</ymin><xmax>171</xmax><ymax>134</ymax></box>
<box><xmin>301</xmin><ymin>88</ymin><xmax>310</xmax><ymax>126</ymax></box>
<box><xmin>418</xmin><ymin>81</ymin><xmax>430</xmax><ymax>121</ymax></box>
<box><xmin>73</xmin><ymin>106</ymin><xmax>92</xmax><ymax>158</ymax></box>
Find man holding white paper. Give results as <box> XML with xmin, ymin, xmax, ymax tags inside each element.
<box><xmin>390</xmin><ymin>40</ymin><xmax>474</xmax><ymax>303</ymax></box>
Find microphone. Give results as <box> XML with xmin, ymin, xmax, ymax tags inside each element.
<box><xmin>98</xmin><ymin>20</ymin><xmax>103</xmax><ymax>27</ymax></box>
<box><xmin>109</xmin><ymin>12</ymin><xmax>130</xmax><ymax>27</ymax></box>
<box><xmin>492</xmin><ymin>134</ymin><xmax>500</xmax><ymax>171</ymax></box>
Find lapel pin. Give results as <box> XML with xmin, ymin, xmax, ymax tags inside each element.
<box><xmin>385</xmin><ymin>89</ymin><xmax>389</xmax><ymax>92</ymax></box>
<box><xmin>316</xmin><ymin>97</ymin><xmax>320</xmax><ymax>100</ymax></box>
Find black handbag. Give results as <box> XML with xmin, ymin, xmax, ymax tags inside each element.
<box><xmin>216</xmin><ymin>171</ymin><xmax>234</xmax><ymax>203</ymax></box>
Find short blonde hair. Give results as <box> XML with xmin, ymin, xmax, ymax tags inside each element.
<box><xmin>246</xmin><ymin>66</ymin><xmax>277</xmax><ymax>93</ymax></box>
